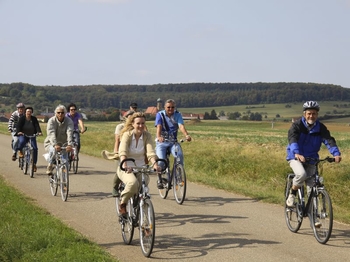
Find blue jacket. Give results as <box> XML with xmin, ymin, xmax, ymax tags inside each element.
<box><xmin>286</xmin><ymin>117</ymin><xmax>341</xmax><ymax>161</ymax></box>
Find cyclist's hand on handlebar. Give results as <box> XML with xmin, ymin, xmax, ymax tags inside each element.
<box><xmin>66</xmin><ymin>145</ymin><xmax>72</xmax><ymax>152</ymax></box>
<box><xmin>334</xmin><ymin>155</ymin><xmax>342</xmax><ymax>163</ymax></box>
<box><xmin>154</xmin><ymin>165</ymin><xmax>162</xmax><ymax>173</ymax></box>
<box><xmin>185</xmin><ymin>135</ymin><xmax>191</xmax><ymax>141</ymax></box>
<box><xmin>157</xmin><ymin>136</ymin><xmax>164</xmax><ymax>143</ymax></box>
<box><xmin>294</xmin><ymin>154</ymin><xmax>305</xmax><ymax>162</ymax></box>
<box><xmin>123</xmin><ymin>166</ymin><xmax>133</xmax><ymax>173</ymax></box>
<box><xmin>55</xmin><ymin>144</ymin><xmax>61</xmax><ymax>151</ymax></box>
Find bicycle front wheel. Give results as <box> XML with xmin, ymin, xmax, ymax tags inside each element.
<box><xmin>158</xmin><ymin>174</ymin><xmax>169</xmax><ymax>199</ymax></box>
<box><xmin>72</xmin><ymin>150</ymin><xmax>79</xmax><ymax>174</ymax></box>
<box><xmin>60</xmin><ymin>164</ymin><xmax>69</xmax><ymax>201</ymax></box>
<box><xmin>29</xmin><ymin>150</ymin><xmax>34</xmax><ymax>178</ymax></box>
<box><xmin>23</xmin><ymin>151</ymin><xmax>28</xmax><ymax>175</ymax></box>
<box><xmin>49</xmin><ymin>169</ymin><xmax>58</xmax><ymax>196</ymax></box>
<box><xmin>173</xmin><ymin>164</ymin><xmax>186</xmax><ymax>205</ymax></box>
<box><xmin>311</xmin><ymin>188</ymin><xmax>333</xmax><ymax>244</ymax></box>
<box><xmin>139</xmin><ymin>199</ymin><xmax>155</xmax><ymax>257</ymax></box>
<box><xmin>284</xmin><ymin>175</ymin><xmax>302</xmax><ymax>232</ymax></box>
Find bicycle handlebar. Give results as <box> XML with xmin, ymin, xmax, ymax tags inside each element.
<box><xmin>297</xmin><ymin>156</ymin><xmax>335</xmax><ymax>164</ymax></box>
<box><xmin>120</xmin><ymin>158</ymin><xmax>168</xmax><ymax>173</ymax></box>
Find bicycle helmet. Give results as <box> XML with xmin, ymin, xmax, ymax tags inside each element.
<box><xmin>303</xmin><ymin>101</ymin><xmax>320</xmax><ymax>111</ymax></box>
<box><xmin>16</xmin><ymin>102</ymin><xmax>25</xmax><ymax>108</ymax></box>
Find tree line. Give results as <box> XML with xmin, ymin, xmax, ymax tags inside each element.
<box><xmin>0</xmin><ymin>82</ymin><xmax>348</xmax><ymax>114</ymax></box>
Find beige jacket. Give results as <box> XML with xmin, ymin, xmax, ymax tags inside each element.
<box><xmin>118</xmin><ymin>130</ymin><xmax>157</xmax><ymax>162</ymax></box>
<box><xmin>44</xmin><ymin>116</ymin><xmax>74</xmax><ymax>151</ymax></box>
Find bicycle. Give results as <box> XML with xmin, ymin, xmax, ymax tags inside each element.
<box><xmin>284</xmin><ymin>156</ymin><xmax>335</xmax><ymax>244</ymax></box>
<box><xmin>49</xmin><ymin>144</ymin><xmax>70</xmax><ymax>201</ymax></box>
<box><xmin>115</xmin><ymin>158</ymin><xmax>167</xmax><ymax>257</ymax></box>
<box><xmin>68</xmin><ymin>127</ymin><xmax>87</xmax><ymax>174</ymax></box>
<box><xmin>18</xmin><ymin>134</ymin><xmax>39</xmax><ymax>178</ymax></box>
<box><xmin>157</xmin><ymin>139</ymin><xmax>187</xmax><ymax>204</ymax></box>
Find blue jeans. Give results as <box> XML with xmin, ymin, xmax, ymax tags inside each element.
<box><xmin>156</xmin><ymin>141</ymin><xmax>184</xmax><ymax>167</ymax></box>
<box><xmin>17</xmin><ymin>136</ymin><xmax>38</xmax><ymax>164</ymax></box>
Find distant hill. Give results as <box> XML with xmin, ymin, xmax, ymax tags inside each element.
<box><xmin>0</xmin><ymin>82</ymin><xmax>348</xmax><ymax>113</ymax></box>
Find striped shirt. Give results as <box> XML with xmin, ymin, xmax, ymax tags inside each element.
<box><xmin>8</xmin><ymin>110</ymin><xmax>23</xmax><ymax>132</ymax></box>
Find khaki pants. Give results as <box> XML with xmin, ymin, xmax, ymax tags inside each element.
<box><xmin>117</xmin><ymin>167</ymin><xmax>149</xmax><ymax>204</ymax></box>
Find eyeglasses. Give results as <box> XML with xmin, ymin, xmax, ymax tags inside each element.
<box><xmin>56</xmin><ymin>112</ymin><xmax>65</xmax><ymax>114</ymax></box>
<box><xmin>167</xmin><ymin>107</ymin><xmax>175</xmax><ymax>109</ymax></box>
<box><xmin>70</xmin><ymin>108</ymin><xmax>76</xmax><ymax>111</ymax></box>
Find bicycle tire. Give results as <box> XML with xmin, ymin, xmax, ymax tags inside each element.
<box><xmin>72</xmin><ymin>149</ymin><xmax>79</xmax><ymax>174</ymax></box>
<box><xmin>60</xmin><ymin>164</ymin><xmax>69</xmax><ymax>201</ymax></box>
<box><xmin>310</xmin><ymin>188</ymin><xmax>333</xmax><ymax>244</ymax></box>
<box><xmin>158</xmin><ymin>176</ymin><xmax>169</xmax><ymax>199</ymax></box>
<box><xmin>49</xmin><ymin>169</ymin><xmax>58</xmax><ymax>196</ymax></box>
<box><xmin>23</xmin><ymin>150</ymin><xmax>28</xmax><ymax>175</ymax></box>
<box><xmin>29</xmin><ymin>150</ymin><xmax>34</xmax><ymax>178</ymax></box>
<box><xmin>284</xmin><ymin>175</ymin><xmax>302</xmax><ymax>232</ymax></box>
<box><xmin>173</xmin><ymin>164</ymin><xmax>186</xmax><ymax>204</ymax></box>
<box><xmin>139</xmin><ymin>199</ymin><xmax>155</xmax><ymax>257</ymax></box>
<box><xmin>120</xmin><ymin>198</ymin><xmax>135</xmax><ymax>244</ymax></box>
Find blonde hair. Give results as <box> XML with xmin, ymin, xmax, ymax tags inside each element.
<box><xmin>120</xmin><ymin>112</ymin><xmax>146</xmax><ymax>137</ymax></box>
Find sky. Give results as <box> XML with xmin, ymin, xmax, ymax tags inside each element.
<box><xmin>1</xmin><ymin>0</ymin><xmax>350</xmax><ymax>88</ymax></box>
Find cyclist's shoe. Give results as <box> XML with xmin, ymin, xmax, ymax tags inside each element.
<box><xmin>12</xmin><ymin>153</ymin><xmax>16</xmax><ymax>161</ymax></box>
<box><xmin>18</xmin><ymin>151</ymin><xmax>24</xmax><ymax>158</ymax></box>
<box><xmin>119</xmin><ymin>203</ymin><xmax>127</xmax><ymax>215</ymax></box>
<box><xmin>46</xmin><ymin>164</ymin><xmax>54</xmax><ymax>175</ymax></box>
<box><xmin>286</xmin><ymin>194</ymin><xmax>295</xmax><ymax>207</ymax></box>
<box><xmin>33</xmin><ymin>164</ymin><xmax>37</xmax><ymax>172</ymax></box>
<box><xmin>314</xmin><ymin>220</ymin><xmax>322</xmax><ymax>228</ymax></box>
<box><xmin>157</xmin><ymin>180</ymin><xmax>164</xmax><ymax>189</ymax></box>
<box><xmin>112</xmin><ymin>188</ymin><xmax>120</xmax><ymax>197</ymax></box>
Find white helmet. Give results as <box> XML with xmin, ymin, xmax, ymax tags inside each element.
<box><xmin>303</xmin><ymin>101</ymin><xmax>320</xmax><ymax>111</ymax></box>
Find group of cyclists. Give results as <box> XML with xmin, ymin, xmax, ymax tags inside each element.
<box><xmin>8</xmin><ymin>102</ymin><xmax>85</xmax><ymax>175</ymax></box>
<box><xmin>7</xmin><ymin>99</ymin><xmax>342</xmax><ymax>231</ymax></box>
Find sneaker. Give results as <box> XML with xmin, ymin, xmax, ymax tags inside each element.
<box><xmin>286</xmin><ymin>194</ymin><xmax>295</xmax><ymax>207</ymax></box>
<box><xmin>157</xmin><ymin>180</ymin><xmax>164</xmax><ymax>189</ymax></box>
<box><xmin>33</xmin><ymin>164</ymin><xmax>37</xmax><ymax>172</ymax></box>
<box><xmin>18</xmin><ymin>151</ymin><xmax>24</xmax><ymax>158</ymax></box>
<box><xmin>119</xmin><ymin>203</ymin><xmax>127</xmax><ymax>215</ymax></box>
<box><xmin>12</xmin><ymin>153</ymin><xmax>16</xmax><ymax>161</ymax></box>
<box><xmin>314</xmin><ymin>220</ymin><xmax>322</xmax><ymax>228</ymax></box>
<box><xmin>46</xmin><ymin>164</ymin><xmax>54</xmax><ymax>175</ymax></box>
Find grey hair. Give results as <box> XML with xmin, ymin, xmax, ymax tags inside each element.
<box><xmin>165</xmin><ymin>99</ymin><xmax>176</xmax><ymax>105</ymax></box>
<box><xmin>55</xmin><ymin>104</ymin><xmax>67</xmax><ymax>114</ymax></box>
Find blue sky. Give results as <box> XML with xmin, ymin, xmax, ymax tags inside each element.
<box><xmin>1</xmin><ymin>0</ymin><xmax>350</xmax><ymax>87</ymax></box>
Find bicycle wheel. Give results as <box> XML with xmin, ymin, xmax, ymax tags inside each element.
<box><xmin>139</xmin><ymin>199</ymin><xmax>155</xmax><ymax>257</ymax></box>
<box><xmin>158</xmin><ymin>172</ymin><xmax>169</xmax><ymax>199</ymax></box>
<box><xmin>29</xmin><ymin>150</ymin><xmax>34</xmax><ymax>178</ymax></box>
<box><xmin>49</xmin><ymin>168</ymin><xmax>58</xmax><ymax>196</ymax></box>
<box><xmin>310</xmin><ymin>188</ymin><xmax>333</xmax><ymax>244</ymax></box>
<box><xmin>60</xmin><ymin>164</ymin><xmax>69</xmax><ymax>201</ymax></box>
<box><xmin>120</xmin><ymin>198</ymin><xmax>135</xmax><ymax>244</ymax></box>
<box><xmin>72</xmin><ymin>148</ymin><xmax>79</xmax><ymax>174</ymax></box>
<box><xmin>173</xmin><ymin>164</ymin><xmax>186</xmax><ymax>204</ymax></box>
<box><xmin>23</xmin><ymin>150</ymin><xmax>28</xmax><ymax>175</ymax></box>
<box><xmin>284</xmin><ymin>175</ymin><xmax>302</xmax><ymax>232</ymax></box>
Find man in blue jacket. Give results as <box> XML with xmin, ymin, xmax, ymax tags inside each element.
<box><xmin>286</xmin><ymin>101</ymin><xmax>341</xmax><ymax>209</ymax></box>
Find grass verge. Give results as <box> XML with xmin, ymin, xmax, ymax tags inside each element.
<box><xmin>0</xmin><ymin>177</ymin><xmax>117</xmax><ymax>262</ymax></box>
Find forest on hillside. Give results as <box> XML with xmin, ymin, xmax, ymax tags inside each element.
<box><xmin>0</xmin><ymin>82</ymin><xmax>347</xmax><ymax>113</ymax></box>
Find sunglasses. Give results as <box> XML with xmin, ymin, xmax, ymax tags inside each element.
<box><xmin>167</xmin><ymin>107</ymin><xmax>175</xmax><ymax>109</ymax></box>
<box><xmin>70</xmin><ymin>108</ymin><xmax>76</xmax><ymax>111</ymax></box>
<box><xmin>56</xmin><ymin>112</ymin><xmax>65</xmax><ymax>114</ymax></box>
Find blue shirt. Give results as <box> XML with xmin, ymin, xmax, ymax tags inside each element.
<box><xmin>155</xmin><ymin>110</ymin><xmax>184</xmax><ymax>140</ymax></box>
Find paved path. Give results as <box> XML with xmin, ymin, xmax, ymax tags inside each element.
<box><xmin>1</xmin><ymin>134</ymin><xmax>350</xmax><ymax>262</ymax></box>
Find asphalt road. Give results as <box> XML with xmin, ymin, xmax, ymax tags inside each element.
<box><xmin>1</xmin><ymin>133</ymin><xmax>350</xmax><ymax>262</ymax></box>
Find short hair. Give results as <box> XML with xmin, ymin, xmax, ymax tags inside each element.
<box><xmin>130</xmin><ymin>102</ymin><xmax>138</xmax><ymax>108</ymax></box>
<box><xmin>165</xmin><ymin>99</ymin><xmax>176</xmax><ymax>105</ymax></box>
<box><xmin>55</xmin><ymin>104</ymin><xmax>67</xmax><ymax>114</ymax></box>
<box><xmin>67</xmin><ymin>103</ymin><xmax>77</xmax><ymax>111</ymax></box>
<box><xmin>25</xmin><ymin>106</ymin><xmax>34</xmax><ymax>113</ymax></box>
